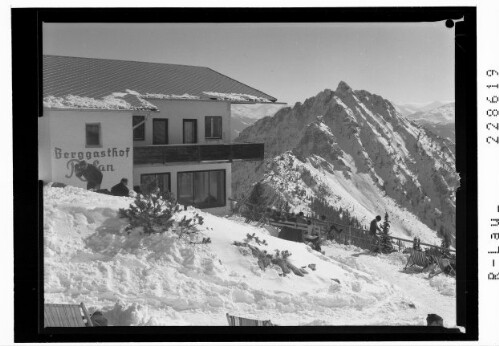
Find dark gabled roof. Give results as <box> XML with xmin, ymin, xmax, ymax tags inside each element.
<box><xmin>43</xmin><ymin>55</ymin><xmax>277</xmax><ymax>103</ymax></box>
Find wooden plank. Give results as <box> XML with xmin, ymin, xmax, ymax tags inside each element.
<box><xmin>50</xmin><ymin>306</ymin><xmax>60</xmax><ymax>327</ymax></box>
<box><xmin>134</xmin><ymin>143</ymin><xmax>264</xmax><ymax>165</ymax></box>
<box><xmin>44</xmin><ymin>305</ymin><xmax>54</xmax><ymax>327</ymax></box>
<box><xmin>231</xmin><ymin>143</ymin><xmax>264</xmax><ymax>161</ymax></box>
<box><xmin>71</xmin><ymin>305</ymin><xmax>86</xmax><ymax>327</ymax></box>
<box><xmin>64</xmin><ymin>305</ymin><xmax>78</xmax><ymax>327</ymax></box>
<box><xmin>134</xmin><ymin>146</ymin><xmax>164</xmax><ymax>164</ymax></box>
<box><xmin>199</xmin><ymin>144</ymin><xmax>231</xmax><ymax>161</ymax></box>
<box><xmin>44</xmin><ymin>304</ymin><xmax>87</xmax><ymax>327</ymax></box>
<box><xmin>81</xmin><ymin>302</ymin><xmax>93</xmax><ymax>327</ymax></box>
<box><xmin>61</xmin><ymin>305</ymin><xmax>72</xmax><ymax>327</ymax></box>
<box><xmin>166</xmin><ymin>145</ymin><xmax>199</xmax><ymax>162</ymax></box>
<box><xmin>67</xmin><ymin>306</ymin><xmax>78</xmax><ymax>326</ymax></box>
<box><xmin>387</xmin><ymin>235</ymin><xmax>456</xmax><ymax>253</ymax></box>
<box><xmin>53</xmin><ymin>305</ymin><xmax>67</xmax><ymax>327</ymax></box>
<box><xmin>59</xmin><ymin>305</ymin><xmax>69</xmax><ymax>327</ymax></box>
<box><xmin>268</xmin><ymin>220</ymin><xmax>308</xmax><ymax>230</ymax></box>
<box><xmin>50</xmin><ymin>305</ymin><xmax>61</xmax><ymax>327</ymax></box>
<box><xmin>74</xmin><ymin>306</ymin><xmax>84</xmax><ymax>326</ymax></box>
<box><xmin>43</xmin><ymin>307</ymin><xmax>49</xmax><ymax>327</ymax></box>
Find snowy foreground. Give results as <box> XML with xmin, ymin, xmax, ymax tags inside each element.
<box><xmin>43</xmin><ymin>186</ymin><xmax>456</xmax><ymax>326</ymax></box>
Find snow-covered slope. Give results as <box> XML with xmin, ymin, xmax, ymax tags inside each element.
<box><xmin>43</xmin><ymin>186</ymin><xmax>455</xmax><ymax>326</ymax></box>
<box><xmin>233</xmin><ymin>82</ymin><xmax>459</xmax><ymax>244</ymax></box>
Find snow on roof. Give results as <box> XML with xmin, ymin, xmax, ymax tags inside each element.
<box><xmin>43</xmin><ymin>92</ymin><xmax>158</xmax><ymax>111</ymax></box>
<box><xmin>142</xmin><ymin>93</ymin><xmax>200</xmax><ymax>100</ymax></box>
<box><xmin>43</xmin><ymin>55</ymin><xmax>278</xmax><ymax>110</ymax></box>
<box><xmin>202</xmin><ymin>91</ymin><xmax>272</xmax><ymax>103</ymax></box>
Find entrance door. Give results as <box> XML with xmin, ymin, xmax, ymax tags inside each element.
<box><xmin>183</xmin><ymin>119</ymin><xmax>197</xmax><ymax>144</ymax></box>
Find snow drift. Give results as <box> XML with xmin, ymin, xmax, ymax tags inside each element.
<box><xmin>43</xmin><ymin>185</ymin><xmax>456</xmax><ymax>326</ymax></box>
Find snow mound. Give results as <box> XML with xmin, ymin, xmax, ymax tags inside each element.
<box><xmin>429</xmin><ymin>275</ymin><xmax>456</xmax><ymax>296</ymax></box>
<box><xmin>43</xmin><ymin>186</ymin><xmax>455</xmax><ymax>326</ymax></box>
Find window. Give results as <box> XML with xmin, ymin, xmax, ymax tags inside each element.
<box><xmin>140</xmin><ymin>173</ymin><xmax>171</xmax><ymax>194</ymax></box>
<box><xmin>153</xmin><ymin>119</ymin><xmax>168</xmax><ymax>145</ymax></box>
<box><xmin>177</xmin><ymin>170</ymin><xmax>225</xmax><ymax>208</ymax></box>
<box><xmin>85</xmin><ymin>123</ymin><xmax>101</xmax><ymax>147</ymax></box>
<box><xmin>133</xmin><ymin>116</ymin><xmax>145</xmax><ymax>141</ymax></box>
<box><xmin>205</xmin><ymin>116</ymin><xmax>222</xmax><ymax>139</ymax></box>
<box><xmin>183</xmin><ymin>119</ymin><xmax>197</xmax><ymax>144</ymax></box>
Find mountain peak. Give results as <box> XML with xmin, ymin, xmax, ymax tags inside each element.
<box><xmin>336</xmin><ymin>81</ymin><xmax>353</xmax><ymax>93</ymax></box>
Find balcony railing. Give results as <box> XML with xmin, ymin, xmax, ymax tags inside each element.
<box><xmin>134</xmin><ymin>143</ymin><xmax>264</xmax><ymax>165</ymax></box>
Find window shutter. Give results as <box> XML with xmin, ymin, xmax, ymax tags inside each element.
<box><xmin>133</xmin><ymin>116</ymin><xmax>145</xmax><ymax>140</ymax></box>
<box><xmin>205</xmin><ymin>117</ymin><xmax>212</xmax><ymax>138</ymax></box>
<box><xmin>213</xmin><ymin>117</ymin><xmax>222</xmax><ymax>138</ymax></box>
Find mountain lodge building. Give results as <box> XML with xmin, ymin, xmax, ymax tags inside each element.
<box><xmin>39</xmin><ymin>55</ymin><xmax>279</xmax><ymax>214</ymax></box>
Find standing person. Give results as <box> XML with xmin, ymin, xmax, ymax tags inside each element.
<box><xmin>413</xmin><ymin>237</ymin><xmax>422</xmax><ymax>251</ymax></box>
<box><xmin>111</xmin><ymin>178</ymin><xmax>130</xmax><ymax>197</ymax></box>
<box><xmin>297</xmin><ymin>211</ymin><xmax>306</xmax><ymax>224</ymax></box>
<box><xmin>369</xmin><ymin>215</ymin><xmax>382</xmax><ymax>250</ymax></box>
<box><xmin>75</xmin><ymin>161</ymin><xmax>103</xmax><ymax>191</ymax></box>
<box><xmin>370</xmin><ymin>215</ymin><xmax>382</xmax><ymax>238</ymax></box>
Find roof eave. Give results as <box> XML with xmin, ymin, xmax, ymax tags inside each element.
<box><xmin>43</xmin><ymin>107</ymin><xmax>159</xmax><ymax>112</ymax></box>
<box><xmin>229</xmin><ymin>101</ymin><xmax>287</xmax><ymax>105</ymax></box>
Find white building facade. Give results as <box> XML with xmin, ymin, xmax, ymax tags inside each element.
<box><xmin>39</xmin><ymin>55</ymin><xmax>277</xmax><ymax>214</ymax></box>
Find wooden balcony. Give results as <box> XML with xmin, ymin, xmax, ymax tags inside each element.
<box><xmin>134</xmin><ymin>143</ymin><xmax>264</xmax><ymax>165</ymax></box>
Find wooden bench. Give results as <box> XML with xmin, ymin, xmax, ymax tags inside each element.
<box><xmin>226</xmin><ymin>313</ymin><xmax>274</xmax><ymax>326</ymax></box>
<box><xmin>44</xmin><ymin>302</ymin><xmax>93</xmax><ymax>327</ymax></box>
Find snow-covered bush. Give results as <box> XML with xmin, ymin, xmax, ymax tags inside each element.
<box><xmin>119</xmin><ymin>191</ymin><xmax>204</xmax><ymax>237</ymax></box>
<box><xmin>241</xmin><ymin>182</ymin><xmax>267</xmax><ymax>221</ymax></box>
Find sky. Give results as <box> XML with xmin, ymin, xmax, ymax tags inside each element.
<box><xmin>43</xmin><ymin>22</ymin><xmax>455</xmax><ymax>106</ymax></box>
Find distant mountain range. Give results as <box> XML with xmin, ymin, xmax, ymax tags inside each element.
<box><xmin>394</xmin><ymin>101</ymin><xmax>455</xmax><ymax>144</ymax></box>
<box><xmin>230</xmin><ymin>104</ymin><xmax>286</xmax><ymax>140</ymax></box>
<box><xmin>232</xmin><ymin>82</ymin><xmax>459</xmax><ymax>244</ymax></box>
<box><xmin>394</xmin><ymin>101</ymin><xmax>447</xmax><ymax>117</ymax></box>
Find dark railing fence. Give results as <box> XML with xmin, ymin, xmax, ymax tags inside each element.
<box><xmin>230</xmin><ymin>198</ymin><xmax>455</xmax><ymax>253</ymax></box>
<box><xmin>134</xmin><ymin>143</ymin><xmax>264</xmax><ymax>165</ymax></box>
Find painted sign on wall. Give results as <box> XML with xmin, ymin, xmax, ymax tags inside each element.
<box><xmin>53</xmin><ymin>147</ymin><xmax>131</xmax><ymax>178</ymax></box>
<box><xmin>52</xmin><ymin>146</ymin><xmax>133</xmax><ymax>190</ymax></box>
<box><xmin>43</xmin><ymin>110</ymin><xmax>135</xmax><ymax>191</ymax></box>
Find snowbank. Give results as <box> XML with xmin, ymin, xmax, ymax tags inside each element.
<box><xmin>43</xmin><ymin>186</ymin><xmax>455</xmax><ymax>326</ymax></box>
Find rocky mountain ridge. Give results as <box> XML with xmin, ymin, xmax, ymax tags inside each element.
<box><xmin>232</xmin><ymin>82</ymin><xmax>459</xmax><ymax>243</ymax></box>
